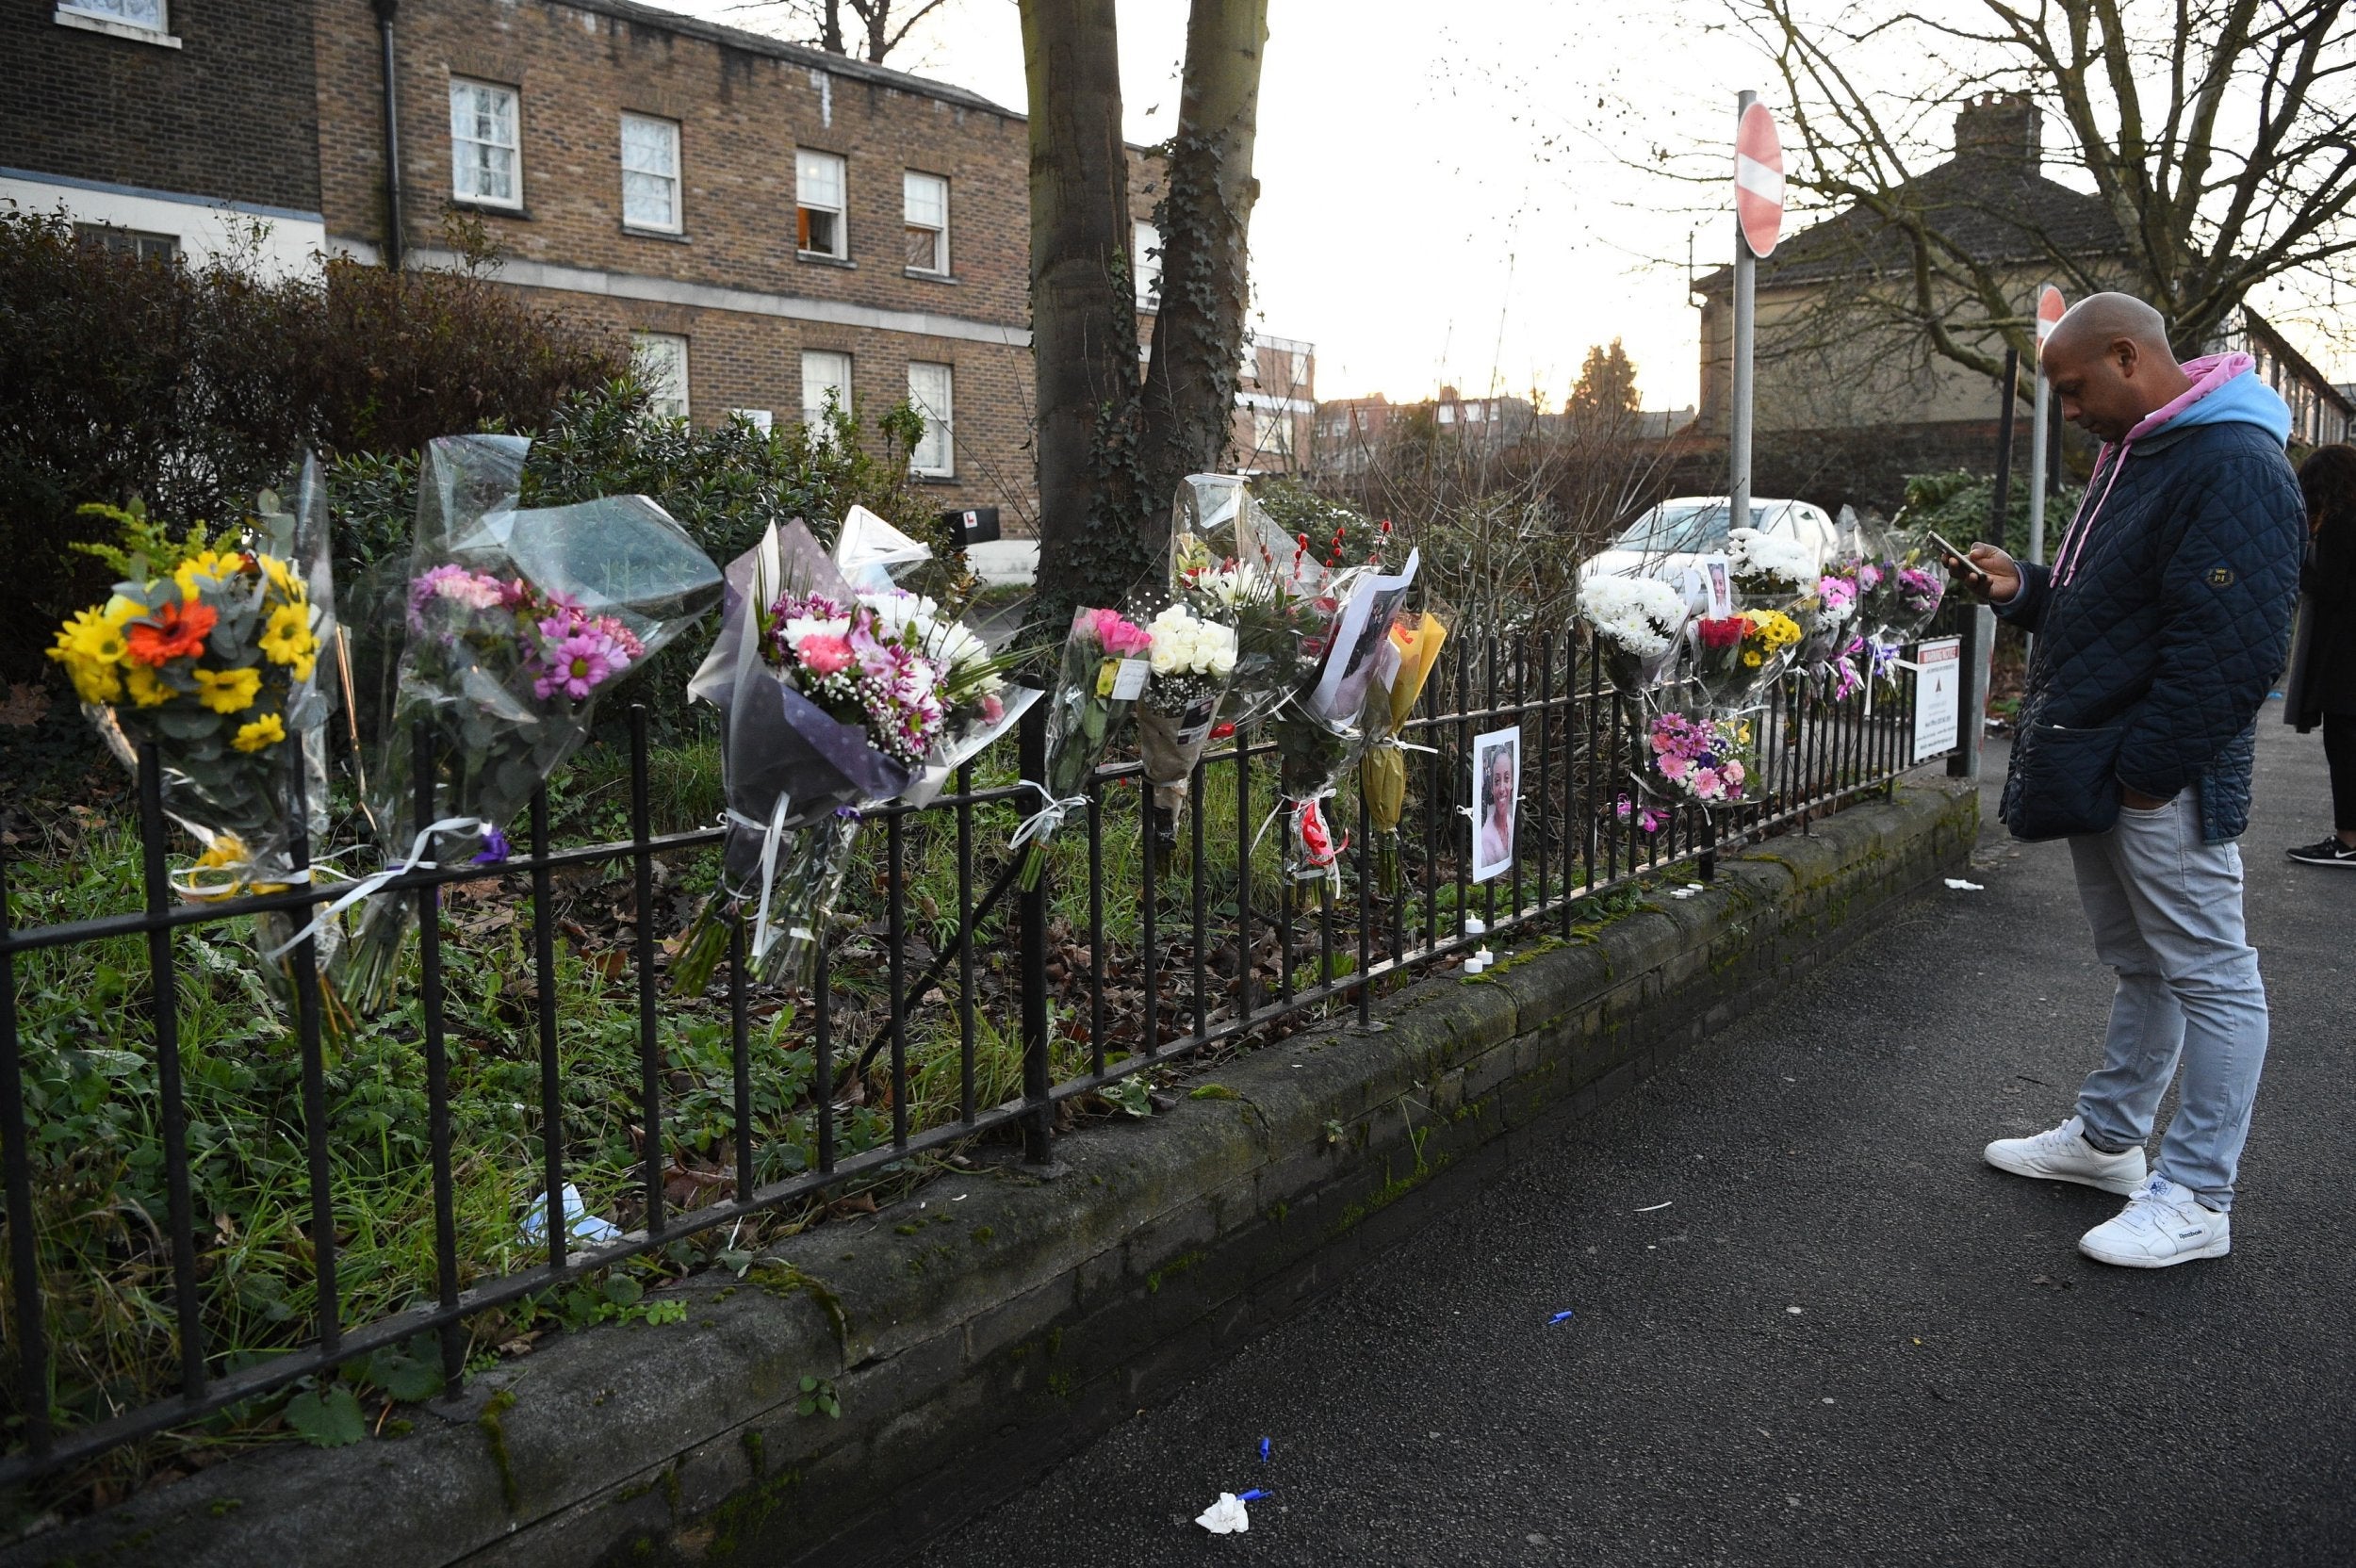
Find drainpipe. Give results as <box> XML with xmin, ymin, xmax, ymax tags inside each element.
<box><xmin>372</xmin><ymin>0</ymin><xmax>404</xmax><ymax>270</ymax></box>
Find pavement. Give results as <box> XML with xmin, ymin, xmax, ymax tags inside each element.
<box><xmin>917</xmin><ymin>708</ymin><xmax>2356</xmax><ymax>1566</ymax></box>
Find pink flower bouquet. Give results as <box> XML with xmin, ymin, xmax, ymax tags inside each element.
<box><xmin>335</xmin><ymin>435</ymin><xmax>722</xmax><ymax>1012</ymax></box>
<box><xmin>1017</xmin><ymin>606</ymin><xmax>1153</xmax><ymax>889</ymax></box>
<box><xmin>1639</xmin><ymin>710</ymin><xmax>1758</xmax><ymax>809</ymax></box>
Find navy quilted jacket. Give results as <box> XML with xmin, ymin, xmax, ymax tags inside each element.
<box><xmin>1996</xmin><ymin>359</ymin><xmax>2304</xmax><ymax>842</ymax></box>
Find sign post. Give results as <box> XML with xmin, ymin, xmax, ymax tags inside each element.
<box><xmin>2027</xmin><ymin>285</ymin><xmax>2066</xmax><ymax>564</ymax></box>
<box><xmin>1730</xmin><ymin>93</ymin><xmax>1783</xmax><ymax>536</ymax></box>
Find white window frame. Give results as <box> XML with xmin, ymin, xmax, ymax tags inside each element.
<box><xmin>907</xmin><ymin>362</ymin><xmax>955</xmax><ymax>479</ymax></box>
<box><xmin>801</xmin><ymin>350</ymin><xmax>854</xmax><ymax>440</ymax></box>
<box><xmin>56</xmin><ymin>0</ymin><xmax>177</xmax><ymax>44</ymax></box>
<box><xmin>796</xmin><ymin>149</ymin><xmax>847</xmax><ymax>259</ymax></box>
<box><xmin>1252</xmin><ymin>407</ymin><xmax>1294</xmax><ymax>462</ymax></box>
<box><xmin>620</xmin><ymin>113</ymin><xmax>682</xmax><ymax>234</ymax></box>
<box><xmin>1133</xmin><ymin>220</ymin><xmax>1161</xmax><ymax>308</ymax></box>
<box><xmin>728</xmin><ymin>408</ymin><xmax>775</xmax><ymax>433</ymax></box>
<box><xmin>903</xmin><ymin>171</ymin><xmax>950</xmax><ymax>275</ymax></box>
<box><xmin>450</xmin><ymin>78</ymin><xmax>523</xmax><ymax>210</ymax></box>
<box><xmin>632</xmin><ymin>333</ymin><xmax>690</xmax><ymax>422</ymax></box>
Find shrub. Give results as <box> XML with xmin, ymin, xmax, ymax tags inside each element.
<box><xmin>0</xmin><ymin>208</ymin><xmax>625</xmax><ymax>682</ymax></box>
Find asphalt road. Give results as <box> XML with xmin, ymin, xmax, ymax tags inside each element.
<box><xmin>917</xmin><ymin>710</ymin><xmax>2356</xmax><ymax>1566</ymax></box>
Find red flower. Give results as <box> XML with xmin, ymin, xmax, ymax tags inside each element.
<box><xmin>126</xmin><ymin>599</ymin><xmax>218</xmax><ymax>666</ymax></box>
<box><xmin>1695</xmin><ymin>615</ymin><xmax>1744</xmax><ymax>650</ymax></box>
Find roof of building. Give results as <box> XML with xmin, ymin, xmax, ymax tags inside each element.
<box><xmin>581</xmin><ymin>0</ymin><xmax>1020</xmax><ymax>118</ymax></box>
<box><xmin>2247</xmin><ymin>311</ymin><xmax>2356</xmax><ymax>416</ymax></box>
<box><xmin>1699</xmin><ymin>156</ymin><xmax>2124</xmax><ymax>296</ymax></box>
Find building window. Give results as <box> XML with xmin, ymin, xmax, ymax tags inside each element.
<box><xmin>1252</xmin><ymin>407</ymin><xmax>1294</xmax><ymax>463</ymax></box>
<box><xmin>74</xmin><ymin>223</ymin><xmax>179</xmax><ymax>264</ymax></box>
<box><xmin>632</xmin><ymin>333</ymin><xmax>690</xmax><ymax>421</ymax></box>
<box><xmin>58</xmin><ymin>0</ymin><xmax>166</xmax><ymax>30</ymax></box>
<box><xmin>620</xmin><ymin>114</ymin><xmax>681</xmax><ymax>233</ymax></box>
<box><xmin>801</xmin><ymin>350</ymin><xmax>853</xmax><ymax>437</ymax></box>
<box><xmin>903</xmin><ymin>172</ymin><xmax>949</xmax><ymax>273</ymax></box>
<box><xmin>797</xmin><ymin>150</ymin><xmax>847</xmax><ymax>258</ymax></box>
<box><xmin>450</xmin><ymin>78</ymin><xmax>522</xmax><ymax>209</ymax></box>
<box><xmin>907</xmin><ymin>362</ymin><xmax>954</xmax><ymax>478</ymax></box>
<box><xmin>729</xmin><ymin>408</ymin><xmax>775</xmax><ymax>433</ymax></box>
<box><xmin>1133</xmin><ymin>220</ymin><xmax>1161</xmax><ymax>307</ymax></box>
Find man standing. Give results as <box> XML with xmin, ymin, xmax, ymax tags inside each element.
<box><xmin>1960</xmin><ymin>293</ymin><xmax>2304</xmax><ymax>1268</ymax></box>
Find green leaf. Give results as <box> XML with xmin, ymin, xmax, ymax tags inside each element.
<box><xmin>284</xmin><ymin>1384</ymin><xmax>367</xmax><ymax>1447</ymax></box>
<box><xmin>604</xmin><ymin>1274</ymin><xmax>644</xmax><ymax>1308</ymax></box>
<box><xmin>364</xmin><ymin>1336</ymin><xmax>448</xmax><ymax>1404</ymax></box>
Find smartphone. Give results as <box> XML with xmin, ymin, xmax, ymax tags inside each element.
<box><xmin>1923</xmin><ymin>529</ymin><xmax>1988</xmax><ymax>582</ymax></box>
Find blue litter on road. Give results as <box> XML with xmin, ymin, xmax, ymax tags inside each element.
<box><xmin>1237</xmin><ymin>1489</ymin><xmax>1269</xmax><ymax>1503</ymax></box>
<box><xmin>1551</xmin><ymin>1310</ymin><xmax>1576</xmax><ymax>1324</ymax></box>
<box><xmin>1259</xmin><ymin>1437</ymin><xmax>1271</xmax><ymax>1462</ymax></box>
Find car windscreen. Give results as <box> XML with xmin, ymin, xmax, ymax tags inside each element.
<box><xmin>1613</xmin><ymin>502</ymin><xmax>1729</xmax><ymax>556</ymax></box>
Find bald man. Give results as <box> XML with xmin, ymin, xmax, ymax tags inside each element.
<box><xmin>1955</xmin><ymin>293</ymin><xmax>2304</xmax><ymax>1268</ymax></box>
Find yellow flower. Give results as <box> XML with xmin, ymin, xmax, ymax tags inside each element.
<box><xmin>1736</xmin><ymin>722</ymin><xmax>1753</xmax><ymax>744</ymax></box>
<box><xmin>232</xmin><ymin>712</ymin><xmax>286</xmax><ymax>752</ymax></box>
<box><xmin>47</xmin><ymin>607</ymin><xmax>132</xmax><ymax>703</ymax></box>
<box><xmin>259</xmin><ymin>602</ymin><xmax>315</xmax><ymax>667</ymax></box>
<box><xmin>1094</xmin><ymin>659</ymin><xmax>1118</xmax><ymax>698</ymax></box>
<box><xmin>1742</xmin><ymin>650</ymin><xmax>1763</xmax><ymax>668</ymax></box>
<box><xmin>289</xmin><ymin>646</ymin><xmax>318</xmax><ymax>683</ymax></box>
<box><xmin>192</xmin><ymin>666</ymin><xmax>262</xmax><ymax>713</ymax></box>
<box><xmin>259</xmin><ymin>552</ymin><xmax>305</xmax><ymax>601</ymax></box>
<box><xmin>172</xmin><ymin>548</ymin><xmax>242</xmax><ymax>602</ymax></box>
<box><xmin>125</xmin><ymin>662</ymin><xmax>172</xmax><ymax>708</ymax></box>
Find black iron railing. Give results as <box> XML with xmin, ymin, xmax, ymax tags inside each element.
<box><xmin>0</xmin><ymin>629</ymin><xmax>1942</xmax><ymax>1486</ymax></box>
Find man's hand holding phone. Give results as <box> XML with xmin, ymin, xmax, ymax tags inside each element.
<box><xmin>1924</xmin><ymin>527</ymin><xmax>2019</xmax><ymax>604</ymax></box>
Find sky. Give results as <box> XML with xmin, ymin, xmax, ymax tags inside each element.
<box><xmin>657</xmin><ymin>0</ymin><xmax>2351</xmax><ymax>411</ymax></box>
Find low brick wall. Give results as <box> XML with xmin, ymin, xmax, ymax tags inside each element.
<box><xmin>16</xmin><ymin>781</ymin><xmax>1977</xmax><ymax>1568</ymax></box>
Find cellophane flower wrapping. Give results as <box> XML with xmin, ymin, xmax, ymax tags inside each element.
<box><xmin>1856</xmin><ymin>524</ymin><xmax>1947</xmax><ymax>647</ymax></box>
<box><xmin>671</xmin><ymin>513</ymin><xmax>1031</xmax><ymax>992</ymax></box>
<box><xmin>335</xmin><ymin>435</ymin><xmax>723</xmax><ymax>1013</ymax></box>
<box><xmin>1686</xmin><ymin>598</ymin><xmax>1807</xmax><ymax>710</ymax></box>
<box><xmin>1359</xmin><ymin>610</ymin><xmax>1448</xmax><ymax>894</ymax></box>
<box><xmin>1268</xmin><ymin>550</ymin><xmax>1421</xmax><ymax>885</ymax></box>
<box><xmin>1167</xmin><ymin>474</ymin><xmax>1360</xmax><ymax>732</ymax></box>
<box><xmin>1639</xmin><ymin>710</ymin><xmax>1759</xmax><ymax>809</ymax></box>
<box><xmin>1797</xmin><ymin>560</ymin><xmax>1861</xmax><ymax>672</ymax></box>
<box><xmin>1137</xmin><ymin>601</ymin><xmax>1240</xmax><ymax>831</ymax></box>
<box><xmin>47</xmin><ymin>458</ymin><xmax>342</xmax><ymax>1017</ymax></box>
<box><xmin>1019</xmin><ymin>606</ymin><xmax>1153</xmax><ymax>888</ymax></box>
<box><xmin>1577</xmin><ymin>573</ymin><xmax>1687</xmax><ymax>696</ymax></box>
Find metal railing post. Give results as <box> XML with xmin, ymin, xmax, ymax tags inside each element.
<box><xmin>1017</xmin><ymin>698</ymin><xmax>1054</xmax><ymax>1166</ymax></box>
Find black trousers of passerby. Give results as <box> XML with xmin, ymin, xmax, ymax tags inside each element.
<box><xmin>2329</xmin><ymin>711</ymin><xmax>2356</xmax><ymax>832</ymax></box>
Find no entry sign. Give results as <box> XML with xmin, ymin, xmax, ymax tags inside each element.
<box><xmin>2037</xmin><ymin>284</ymin><xmax>2067</xmax><ymax>341</ymax></box>
<box><xmin>1735</xmin><ymin>102</ymin><xmax>1784</xmax><ymax>258</ymax></box>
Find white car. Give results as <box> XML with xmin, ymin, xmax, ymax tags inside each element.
<box><xmin>1580</xmin><ymin>496</ymin><xmax>1841</xmax><ymax>583</ymax></box>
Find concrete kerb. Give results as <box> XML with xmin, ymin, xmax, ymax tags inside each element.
<box><xmin>9</xmin><ymin>781</ymin><xmax>1976</xmax><ymax>1568</ymax></box>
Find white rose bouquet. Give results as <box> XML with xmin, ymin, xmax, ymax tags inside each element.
<box><xmin>1578</xmin><ymin>574</ymin><xmax>1688</xmax><ymax>694</ymax></box>
<box><xmin>1137</xmin><ymin>602</ymin><xmax>1239</xmax><ymax>840</ymax></box>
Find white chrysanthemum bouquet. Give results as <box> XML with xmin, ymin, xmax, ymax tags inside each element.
<box><xmin>1577</xmin><ymin>573</ymin><xmax>1688</xmax><ymax>694</ymax></box>
<box><xmin>1137</xmin><ymin>602</ymin><xmax>1240</xmax><ymax>832</ymax></box>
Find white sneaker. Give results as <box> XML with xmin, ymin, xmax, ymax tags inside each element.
<box><xmin>1983</xmin><ymin>1115</ymin><xmax>2149</xmax><ymax>1195</ymax></box>
<box><xmin>2078</xmin><ymin>1174</ymin><xmax>2232</xmax><ymax>1268</ymax></box>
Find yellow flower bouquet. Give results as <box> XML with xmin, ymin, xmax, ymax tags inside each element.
<box><xmin>1359</xmin><ymin>610</ymin><xmax>1448</xmax><ymax>894</ymax></box>
<box><xmin>46</xmin><ymin>464</ymin><xmax>343</xmax><ymax>1013</ymax></box>
<box><xmin>1687</xmin><ymin>602</ymin><xmax>1804</xmax><ymax>709</ymax></box>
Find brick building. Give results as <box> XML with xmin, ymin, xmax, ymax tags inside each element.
<box><xmin>4</xmin><ymin>0</ymin><xmax>1313</xmax><ymax>531</ymax></box>
<box><xmin>0</xmin><ymin>0</ymin><xmax>326</xmax><ymax>273</ymax></box>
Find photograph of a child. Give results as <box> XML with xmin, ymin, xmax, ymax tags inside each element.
<box><xmin>1470</xmin><ymin>726</ymin><xmax>1519</xmax><ymax>883</ymax></box>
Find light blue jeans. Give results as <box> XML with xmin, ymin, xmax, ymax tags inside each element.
<box><xmin>2069</xmin><ymin>792</ymin><xmax>2269</xmax><ymax>1210</ymax></box>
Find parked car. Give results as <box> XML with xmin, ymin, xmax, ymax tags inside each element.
<box><xmin>1579</xmin><ymin>496</ymin><xmax>1841</xmax><ymax>583</ymax></box>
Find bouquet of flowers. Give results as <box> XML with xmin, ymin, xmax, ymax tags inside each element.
<box><xmin>1640</xmin><ymin>710</ymin><xmax>1757</xmax><ymax>808</ymax></box>
<box><xmin>1795</xmin><ymin>564</ymin><xmax>1860</xmax><ymax>671</ymax></box>
<box><xmin>1857</xmin><ymin>528</ymin><xmax>1947</xmax><ymax>647</ymax></box>
<box><xmin>1137</xmin><ymin>601</ymin><xmax>1240</xmax><ymax>851</ymax></box>
<box><xmin>671</xmin><ymin>514</ymin><xmax>1028</xmax><ymax>991</ymax></box>
<box><xmin>1577</xmin><ymin>573</ymin><xmax>1688</xmax><ymax>695</ymax></box>
<box><xmin>1017</xmin><ymin>606</ymin><xmax>1154</xmax><ymax>888</ymax></box>
<box><xmin>1687</xmin><ymin>604</ymin><xmax>1805</xmax><ymax>708</ymax></box>
<box><xmin>1168</xmin><ymin>475</ymin><xmax>1360</xmax><ymax>731</ymax></box>
<box><xmin>1359</xmin><ymin>610</ymin><xmax>1449</xmax><ymax>894</ymax></box>
<box><xmin>1726</xmin><ymin>527</ymin><xmax>1816</xmax><ymax>600</ymax></box>
<box><xmin>48</xmin><ymin>464</ymin><xmax>340</xmax><ymax>1010</ymax></box>
<box><xmin>1268</xmin><ymin>549</ymin><xmax>1421</xmax><ymax>886</ymax></box>
<box><xmin>333</xmin><ymin>435</ymin><xmax>723</xmax><ymax>1012</ymax></box>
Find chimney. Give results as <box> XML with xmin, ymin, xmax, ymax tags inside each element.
<box><xmin>1954</xmin><ymin>91</ymin><xmax>2041</xmax><ymax>170</ymax></box>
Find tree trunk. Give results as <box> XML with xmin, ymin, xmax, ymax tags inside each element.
<box><xmin>1137</xmin><ymin>0</ymin><xmax>1270</xmax><ymax>543</ymax></box>
<box><xmin>1020</xmin><ymin>0</ymin><xmax>1150</xmax><ymax>624</ymax></box>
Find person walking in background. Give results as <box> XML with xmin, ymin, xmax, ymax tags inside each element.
<box><xmin>1951</xmin><ymin>294</ymin><xmax>2304</xmax><ymax>1269</ymax></box>
<box><xmin>2283</xmin><ymin>444</ymin><xmax>2356</xmax><ymax>866</ymax></box>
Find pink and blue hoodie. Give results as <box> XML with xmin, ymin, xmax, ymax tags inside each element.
<box><xmin>1995</xmin><ymin>352</ymin><xmax>2305</xmax><ymax>842</ymax></box>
